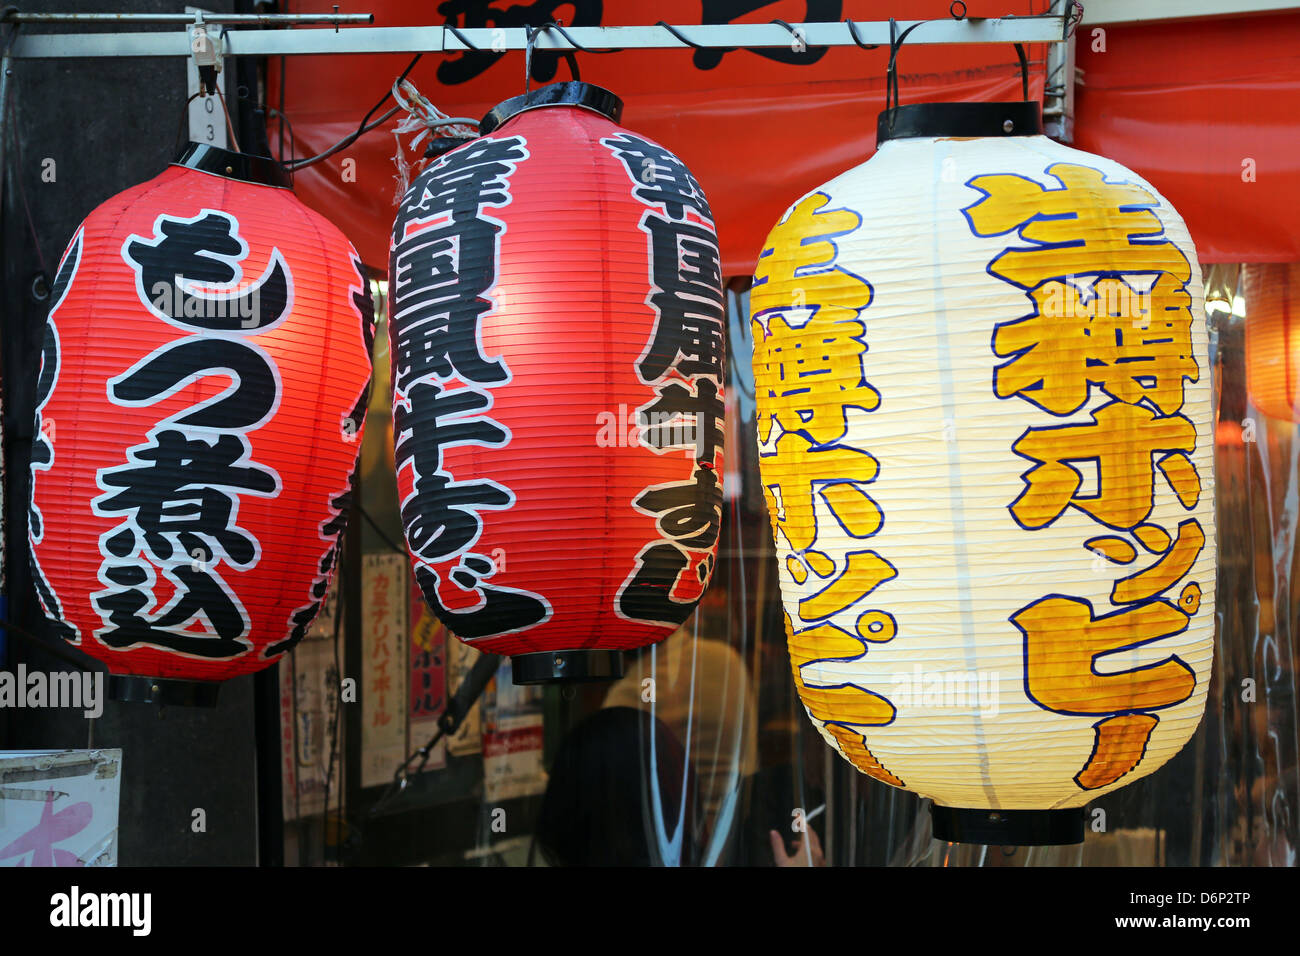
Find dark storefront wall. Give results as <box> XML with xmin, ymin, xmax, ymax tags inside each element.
<box><xmin>0</xmin><ymin>0</ymin><xmax>262</xmax><ymax>866</ymax></box>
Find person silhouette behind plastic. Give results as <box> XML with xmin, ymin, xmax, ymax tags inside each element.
<box><xmin>531</xmin><ymin>706</ymin><xmax>699</xmax><ymax>866</ymax></box>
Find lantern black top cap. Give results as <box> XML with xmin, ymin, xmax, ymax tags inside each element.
<box><xmin>479</xmin><ymin>81</ymin><xmax>623</xmax><ymax>135</ymax></box>
<box><xmin>172</xmin><ymin>141</ymin><xmax>292</xmax><ymax>189</ymax></box>
<box><xmin>876</xmin><ymin>101</ymin><xmax>1044</xmax><ymax>144</ymax></box>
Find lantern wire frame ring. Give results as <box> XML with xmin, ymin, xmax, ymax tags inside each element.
<box><xmin>883</xmin><ymin>16</ymin><xmax>1031</xmax><ymax>127</ymax></box>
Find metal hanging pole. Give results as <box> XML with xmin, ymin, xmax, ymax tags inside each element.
<box><xmin>6</xmin><ymin>16</ymin><xmax>1069</xmax><ymax>59</ymax></box>
<box><xmin>2</xmin><ymin>12</ymin><xmax>375</xmax><ymax>24</ymax></box>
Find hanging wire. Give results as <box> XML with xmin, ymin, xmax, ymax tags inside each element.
<box><xmin>884</xmin><ymin>18</ymin><xmax>927</xmax><ymax>118</ymax></box>
<box><xmin>843</xmin><ymin>18</ymin><xmax>880</xmax><ymax>51</ymax></box>
<box><xmin>1066</xmin><ymin>0</ymin><xmax>1085</xmax><ymax>39</ymax></box>
<box><xmin>770</xmin><ymin>18</ymin><xmax>811</xmax><ymax>51</ymax></box>
<box><xmin>442</xmin><ymin>21</ymin><xmax>482</xmax><ymax>51</ymax></box>
<box><xmin>359</xmin><ymin>52</ymin><xmax>423</xmax><ymax>132</ymax></box>
<box><xmin>266</xmin><ymin>105</ymin><xmax>295</xmax><ymax>186</ymax></box>
<box><xmin>282</xmin><ymin>104</ymin><xmax>400</xmax><ymax>172</ymax></box>
<box><xmin>883</xmin><ymin>10</ymin><xmax>1032</xmax><ymax>118</ymax></box>
<box><xmin>524</xmin><ymin>23</ymin><xmax>542</xmax><ymax>91</ymax></box>
<box><xmin>538</xmin><ymin>20</ymin><xmax>623</xmax><ymax>55</ymax></box>
<box><xmin>655</xmin><ymin>19</ymin><xmax>710</xmax><ymax>50</ymax></box>
<box><xmin>214</xmin><ymin>86</ymin><xmax>241</xmax><ymax>152</ymax></box>
<box><xmin>172</xmin><ymin>89</ymin><xmax>206</xmax><ymax>154</ymax></box>
<box><xmin>283</xmin><ymin>52</ymin><xmax>424</xmax><ymax>172</ymax></box>
<box><xmin>656</xmin><ymin>18</ymin><xmax>849</xmax><ymax>56</ymax></box>
<box><xmin>271</xmin><ymin>13</ymin><xmax>1060</xmax><ymax>172</ymax></box>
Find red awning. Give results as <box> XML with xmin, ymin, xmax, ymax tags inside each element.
<box><xmin>270</xmin><ymin>3</ymin><xmax>1300</xmax><ymax>271</ymax></box>
<box><xmin>1073</xmin><ymin>11</ymin><xmax>1300</xmax><ymax>264</ymax></box>
<box><xmin>269</xmin><ymin>0</ymin><xmax>1051</xmax><ymax>274</ymax></box>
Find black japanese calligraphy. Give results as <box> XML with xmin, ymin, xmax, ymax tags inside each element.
<box><xmin>29</xmin><ymin>229</ymin><xmax>82</xmax><ymax>643</ymax></box>
<box><xmin>390</xmin><ymin>137</ymin><xmax>528</xmax><ymax>395</ymax></box>
<box><xmin>691</xmin><ymin>1</ymin><xmax>839</xmax><ymax>70</ymax></box>
<box><xmin>343</xmin><ymin>256</ymin><xmax>378</xmax><ymax>437</ymax></box>
<box><xmin>85</xmin><ymin>212</ymin><xmax>289</xmax><ymax>659</ymax></box>
<box><xmin>602</xmin><ymin>132</ymin><xmax>725</xmax><ymax>627</ymax></box>
<box><xmin>394</xmin><ymin>382</ymin><xmax>511</xmax><ymax>563</ymax></box>
<box><xmin>434</xmin><ymin>0</ymin><xmax>603</xmax><ymax>85</ymax></box>
<box><xmin>274</xmin><ymin>260</ymin><xmax>377</xmax><ymax>658</ymax></box>
<box><xmin>125</xmin><ymin>210</ymin><xmax>291</xmax><ymax>333</ymax></box>
<box><xmin>414</xmin><ymin>564</ymin><xmax>549</xmax><ymax>640</ymax></box>
<box><xmin>273</xmin><ymin>481</ymin><xmax>354</xmax><ymax>657</ymax></box>
<box><xmin>393</xmin><ymin>135</ymin><xmax>550</xmax><ymax>640</ymax></box>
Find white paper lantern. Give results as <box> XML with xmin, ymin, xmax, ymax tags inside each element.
<box><xmin>751</xmin><ymin>102</ymin><xmax>1216</xmax><ymax>844</ymax></box>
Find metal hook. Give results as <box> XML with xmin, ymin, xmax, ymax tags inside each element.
<box><xmin>443</xmin><ymin>22</ymin><xmax>482</xmax><ymax>52</ymax></box>
<box><xmin>524</xmin><ymin>23</ymin><xmax>539</xmax><ymax>92</ymax></box>
<box><xmin>771</xmin><ymin>18</ymin><xmax>806</xmax><ymax>54</ymax></box>
<box><xmin>843</xmin><ymin>18</ymin><xmax>879</xmax><ymax>51</ymax></box>
<box><xmin>885</xmin><ymin>15</ymin><xmax>1029</xmax><ymax>126</ymax></box>
<box><xmin>885</xmin><ymin>18</ymin><xmax>925</xmax><ymax>125</ymax></box>
<box><xmin>524</xmin><ymin>22</ymin><xmax>582</xmax><ymax>91</ymax></box>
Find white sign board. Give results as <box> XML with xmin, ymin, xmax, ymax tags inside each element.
<box><xmin>0</xmin><ymin>750</ymin><xmax>122</xmax><ymax>866</ymax></box>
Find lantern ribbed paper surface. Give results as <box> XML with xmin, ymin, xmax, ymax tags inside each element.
<box><xmin>751</xmin><ymin>104</ymin><xmax>1216</xmax><ymax>831</ymax></box>
<box><xmin>388</xmin><ymin>82</ymin><xmax>725</xmax><ymax>684</ymax></box>
<box><xmin>29</xmin><ymin>144</ymin><xmax>374</xmax><ymax>702</ymax></box>
<box><xmin>1242</xmin><ymin>263</ymin><xmax>1300</xmax><ymax>422</ymax></box>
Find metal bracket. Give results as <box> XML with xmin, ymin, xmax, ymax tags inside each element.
<box><xmin>1042</xmin><ymin>0</ymin><xmax>1077</xmax><ymax>142</ymax></box>
<box><xmin>189</xmin><ymin>12</ymin><xmax>222</xmax><ymax>96</ymax></box>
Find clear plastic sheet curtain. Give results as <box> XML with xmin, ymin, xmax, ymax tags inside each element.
<box><xmin>540</xmin><ymin>270</ymin><xmax>1299</xmax><ymax>867</ymax></box>
<box><xmin>342</xmin><ymin>267</ymin><xmax>1296</xmax><ymax>866</ymax></box>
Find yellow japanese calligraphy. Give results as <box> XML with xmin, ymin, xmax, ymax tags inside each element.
<box><xmin>995</xmin><ymin>273</ymin><xmax>1198</xmax><ymax>416</ymax></box>
<box><xmin>966</xmin><ymin>161</ymin><xmax>1207</xmax><ymax>793</ymax></box>
<box><xmin>966</xmin><ymin>163</ymin><xmax>1192</xmax><ymax>288</ymax></box>
<box><xmin>752</xmin><ymin>192</ymin><xmax>875</xmax><ymax>448</ymax></box>
<box><xmin>1010</xmin><ymin>401</ymin><xmax>1199</xmax><ymax>531</ymax></box>
<box><xmin>785</xmin><ymin>613</ymin><xmax>902</xmax><ymax>787</ymax></box>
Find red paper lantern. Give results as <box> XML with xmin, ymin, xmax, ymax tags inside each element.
<box><xmin>388</xmin><ymin>83</ymin><xmax>725</xmax><ymax>684</ymax></box>
<box><xmin>29</xmin><ymin>144</ymin><xmax>374</xmax><ymax>705</ymax></box>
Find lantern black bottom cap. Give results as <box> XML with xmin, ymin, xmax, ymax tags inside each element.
<box><xmin>108</xmin><ymin>675</ymin><xmax>220</xmax><ymax>707</ymax></box>
<box><xmin>931</xmin><ymin>805</ymin><xmax>1085</xmax><ymax>846</ymax></box>
<box><xmin>510</xmin><ymin>650</ymin><xmax>625</xmax><ymax>685</ymax></box>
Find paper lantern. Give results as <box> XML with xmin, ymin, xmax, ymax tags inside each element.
<box><xmin>751</xmin><ymin>102</ymin><xmax>1216</xmax><ymax>844</ymax></box>
<box><xmin>389</xmin><ymin>82</ymin><xmax>724</xmax><ymax>684</ymax></box>
<box><xmin>29</xmin><ymin>143</ymin><xmax>374</xmax><ymax>705</ymax></box>
<box><xmin>1242</xmin><ymin>263</ymin><xmax>1300</xmax><ymax>422</ymax></box>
